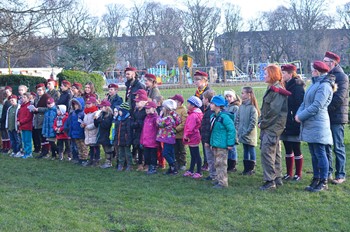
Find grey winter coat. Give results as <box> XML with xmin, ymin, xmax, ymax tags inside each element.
<box><xmin>235</xmin><ymin>100</ymin><xmax>258</xmax><ymax>146</ymax></box>
<box><xmin>296</xmin><ymin>75</ymin><xmax>334</xmax><ymax>145</ymax></box>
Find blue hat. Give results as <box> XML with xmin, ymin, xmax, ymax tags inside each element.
<box><xmin>187</xmin><ymin>96</ymin><xmax>202</xmax><ymax>108</ymax></box>
<box><xmin>211</xmin><ymin>95</ymin><xmax>227</xmax><ymax>107</ymax></box>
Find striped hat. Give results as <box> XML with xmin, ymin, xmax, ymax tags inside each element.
<box><xmin>187</xmin><ymin>96</ymin><xmax>202</xmax><ymax>108</ymax></box>
<box><xmin>119</xmin><ymin>102</ymin><xmax>130</xmax><ymax>111</ymax></box>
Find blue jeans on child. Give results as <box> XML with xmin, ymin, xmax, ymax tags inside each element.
<box><xmin>228</xmin><ymin>145</ymin><xmax>237</xmax><ymax>160</ymax></box>
<box><xmin>163</xmin><ymin>143</ymin><xmax>175</xmax><ymax>165</ymax></box>
<box><xmin>21</xmin><ymin>130</ymin><xmax>32</xmax><ymax>155</ymax></box>
<box><xmin>308</xmin><ymin>143</ymin><xmax>329</xmax><ymax>180</ymax></box>
<box><xmin>243</xmin><ymin>144</ymin><xmax>256</xmax><ymax>161</ymax></box>
<box><xmin>8</xmin><ymin>129</ymin><xmax>21</xmax><ymax>153</ymax></box>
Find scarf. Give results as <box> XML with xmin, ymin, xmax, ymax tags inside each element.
<box><xmin>195</xmin><ymin>85</ymin><xmax>208</xmax><ymax>98</ymax></box>
<box><xmin>84</xmin><ymin>105</ymin><xmax>98</xmax><ymax>114</ymax></box>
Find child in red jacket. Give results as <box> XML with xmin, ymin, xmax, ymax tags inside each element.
<box><xmin>17</xmin><ymin>93</ymin><xmax>34</xmax><ymax>158</ymax></box>
<box><xmin>53</xmin><ymin>105</ymin><xmax>71</xmax><ymax>160</ymax></box>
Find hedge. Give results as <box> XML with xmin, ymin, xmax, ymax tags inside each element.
<box><xmin>0</xmin><ymin>74</ymin><xmax>47</xmax><ymax>93</ymax></box>
<box><xmin>57</xmin><ymin>70</ymin><xmax>105</xmax><ymax>96</ymax></box>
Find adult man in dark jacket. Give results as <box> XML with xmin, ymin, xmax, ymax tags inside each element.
<box><xmin>124</xmin><ymin>67</ymin><xmax>145</xmax><ymax>114</ymax></box>
<box><xmin>324</xmin><ymin>51</ymin><xmax>349</xmax><ymax>184</ymax></box>
<box><xmin>57</xmin><ymin>80</ymin><xmax>72</xmax><ymax>110</ymax></box>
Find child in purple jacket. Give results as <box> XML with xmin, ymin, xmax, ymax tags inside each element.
<box><xmin>156</xmin><ymin>99</ymin><xmax>180</xmax><ymax>175</ymax></box>
<box><xmin>140</xmin><ymin>101</ymin><xmax>159</xmax><ymax>174</ymax></box>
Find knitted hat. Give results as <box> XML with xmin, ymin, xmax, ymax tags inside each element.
<box><xmin>187</xmin><ymin>96</ymin><xmax>202</xmax><ymax>108</ymax></box>
<box><xmin>162</xmin><ymin>99</ymin><xmax>177</xmax><ymax>111</ymax></box>
<box><xmin>119</xmin><ymin>102</ymin><xmax>130</xmax><ymax>111</ymax></box>
<box><xmin>224</xmin><ymin>90</ymin><xmax>235</xmax><ymax>97</ymax></box>
<box><xmin>57</xmin><ymin>105</ymin><xmax>67</xmax><ymax>115</ymax></box>
<box><xmin>211</xmin><ymin>95</ymin><xmax>227</xmax><ymax>107</ymax></box>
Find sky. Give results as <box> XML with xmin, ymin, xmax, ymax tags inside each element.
<box><xmin>83</xmin><ymin>0</ymin><xmax>350</xmax><ymax>23</ymax></box>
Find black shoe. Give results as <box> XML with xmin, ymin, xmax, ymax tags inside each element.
<box><xmin>311</xmin><ymin>179</ymin><xmax>328</xmax><ymax>192</ymax></box>
<box><xmin>205</xmin><ymin>176</ymin><xmax>213</xmax><ymax>181</ymax></box>
<box><xmin>260</xmin><ymin>181</ymin><xmax>276</xmax><ymax>191</ymax></box>
<box><xmin>275</xmin><ymin>177</ymin><xmax>283</xmax><ymax>186</ymax></box>
<box><xmin>305</xmin><ymin>178</ymin><xmax>320</xmax><ymax>191</ymax></box>
<box><xmin>282</xmin><ymin>174</ymin><xmax>291</xmax><ymax>180</ymax></box>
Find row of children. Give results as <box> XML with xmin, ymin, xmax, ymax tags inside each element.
<box><xmin>0</xmin><ymin>76</ymin><xmax>261</xmax><ymax>189</ymax></box>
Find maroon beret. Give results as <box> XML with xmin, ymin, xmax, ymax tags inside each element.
<box><xmin>8</xmin><ymin>95</ymin><xmax>17</xmax><ymax>100</ymax></box>
<box><xmin>194</xmin><ymin>70</ymin><xmax>208</xmax><ymax>78</ymax></box>
<box><xmin>47</xmin><ymin>78</ymin><xmax>56</xmax><ymax>84</ymax></box>
<box><xmin>5</xmin><ymin>86</ymin><xmax>12</xmax><ymax>91</ymax></box>
<box><xmin>145</xmin><ymin>73</ymin><xmax>156</xmax><ymax>81</ymax></box>
<box><xmin>133</xmin><ymin>89</ymin><xmax>147</xmax><ymax>96</ymax></box>
<box><xmin>47</xmin><ymin>97</ymin><xmax>55</xmax><ymax>104</ymax></box>
<box><xmin>134</xmin><ymin>93</ymin><xmax>148</xmax><ymax>102</ymax></box>
<box><xmin>108</xmin><ymin>83</ymin><xmax>118</xmax><ymax>89</ymax></box>
<box><xmin>324</xmin><ymin>51</ymin><xmax>340</xmax><ymax>63</ymax></box>
<box><xmin>30</xmin><ymin>92</ymin><xmax>37</xmax><ymax>97</ymax></box>
<box><xmin>62</xmin><ymin>80</ymin><xmax>71</xmax><ymax>87</ymax></box>
<box><xmin>281</xmin><ymin>64</ymin><xmax>297</xmax><ymax>72</ymax></box>
<box><xmin>144</xmin><ymin>101</ymin><xmax>157</xmax><ymax>109</ymax></box>
<box><xmin>98</xmin><ymin>99</ymin><xmax>111</xmax><ymax>107</ymax></box>
<box><xmin>124</xmin><ymin>67</ymin><xmax>137</xmax><ymax>72</ymax></box>
<box><xmin>85</xmin><ymin>97</ymin><xmax>97</xmax><ymax>104</ymax></box>
<box><xmin>313</xmin><ymin>61</ymin><xmax>330</xmax><ymax>73</ymax></box>
<box><xmin>170</xmin><ymin>94</ymin><xmax>184</xmax><ymax>104</ymax></box>
<box><xmin>72</xmin><ymin>82</ymin><xmax>82</xmax><ymax>90</ymax></box>
<box><xmin>36</xmin><ymin>83</ymin><xmax>45</xmax><ymax>89</ymax></box>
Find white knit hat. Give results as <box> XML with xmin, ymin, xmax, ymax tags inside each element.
<box><xmin>224</xmin><ymin>90</ymin><xmax>235</xmax><ymax>97</ymax></box>
<box><xmin>187</xmin><ymin>96</ymin><xmax>202</xmax><ymax>108</ymax></box>
<box><xmin>57</xmin><ymin>105</ymin><xmax>67</xmax><ymax>115</ymax></box>
<box><xmin>162</xmin><ymin>99</ymin><xmax>177</xmax><ymax>111</ymax></box>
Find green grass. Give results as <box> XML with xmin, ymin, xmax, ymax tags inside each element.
<box><xmin>1</xmin><ymin>84</ymin><xmax>350</xmax><ymax>231</ymax></box>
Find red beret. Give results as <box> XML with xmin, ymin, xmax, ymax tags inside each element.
<box><xmin>133</xmin><ymin>89</ymin><xmax>147</xmax><ymax>96</ymax></box>
<box><xmin>281</xmin><ymin>64</ymin><xmax>297</xmax><ymax>72</ymax></box>
<box><xmin>124</xmin><ymin>67</ymin><xmax>137</xmax><ymax>72</ymax></box>
<box><xmin>36</xmin><ymin>83</ymin><xmax>45</xmax><ymax>89</ymax></box>
<box><xmin>313</xmin><ymin>61</ymin><xmax>330</xmax><ymax>73</ymax></box>
<box><xmin>194</xmin><ymin>70</ymin><xmax>208</xmax><ymax>78</ymax></box>
<box><xmin>144</xmin><ymin>101</ymin><xmax>157</xmax><ymax>109</ymax></box>
<box><xmin>8</xmin><ymin>95</ymin><xmax>17</xmax><ymax>100</ymax></box>
<box><xmin>62</xmin><ymin>80</ymin><xmax>71</xmax><ymax>87</ymax></box>
<box><xmin>72</xmin><ymin>82</ymin><xmax>82</xmax><ymax>90</ymax></box>
<box><xmin>5</xmin><ymin>86</ymin><xmax>12</xmax><ymax>91</ymax></box>
<box><xmin>47</xmin><ymin>97</ymin><xmax>55</xmax><ymax>104</ymax></box>
<box><xmin>134</xmin><ymin>93</ymin><xmax>148</xmax><ymax>102</ymax></box>
<box><xmin>324</xmin><ymin>51</ymin><xmax>340</xmax><ymax>63</ymax></box>
<box><xmin>170</xmin><ymin>94</ymin><xmax>184</xmax><ymax>104</ymax></box>
<box><xmin>30</xmin><ymin>92</ymin><xmax>37</xmax><ymax>97</ymax></box>
<box><xmin>98</xmin><ymin>99</ymin><xmax>111</xmax><ymax>107</ymax></box>
<box><xmin>145</xmin><ymin>73</ymin><xmax>156</xmax><ymax>81</ymax></box>
<box><xmin>85</xmin><ymin>97</ymin><xmax>97</xmax><ymax>104</ymax></box>
<box><xmin>108</xmin><ymin>83</ymin><xmax>119</xmax><ymax>89</ymax></box>
<box><xmin>47</xmin><ymin>78</ymin><xmax>56</xmax><ymax>84</ymax></box>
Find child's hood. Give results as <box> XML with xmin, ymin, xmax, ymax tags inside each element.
<box><xmin>70</xmin><ymin>97</ymin><xmax>85</xmax><ymax>110</ymax></box>
<box><xmin>57</xmin><ymin>105</ymin><xmax>67</xmax><ymax>115</ymax></box>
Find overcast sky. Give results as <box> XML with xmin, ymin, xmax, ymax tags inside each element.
<box><xmin>83</xmin><ymin>0</ymin><xmax>349</xmax><ymax>22</ymax></box>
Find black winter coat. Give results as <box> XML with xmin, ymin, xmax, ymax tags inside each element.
<box><xmin>125</xmin><ymin>79</ymin><xmax>145</xmax><ymax>113</ymax></box>
<box><xmin>56</xmin><ymin>90</ymin><xmax>72</xmax><ymax>110</ymax></box>
<box><xmin>94</xmin><ymin>111</ymin><xmax>113</xmax><ymax>146</ymax></box>
<box><xmin>328</xmin><ymin>65</ymin><xmax>349</xmax><ymax>124</ymax></box>
<box><xmin>108</xmin><ymin>94</ymin><xmax>123</xmax><ymax>111</ymax></box>
<box><xmin>0</xmin><ymin>99</ymin><xmax>11</xmax><ymax>129</ymax></box>
<box><xmin>113</xmin><ymin>117</ymin><xmax>132</xmax><ymax>146</ymax></box>
<box><xmin>282</xmin><ymin>77</ymin><xmax>305</xmax><ymax>136</ymax></box>
<box><xmin>131</xmin><ymin>108</ymin><xmax>146</xmax><ymax>146</ymax></box>
<box><xmin>200</xmin><ymin>105</ymin><xmax>214</xmax><ymax>144</ymax></box>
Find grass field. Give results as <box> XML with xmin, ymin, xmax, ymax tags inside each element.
<box><xmin>1</xmin><ymin>83</ymin><xmax>350</xmax><ymax>232</ymax></box>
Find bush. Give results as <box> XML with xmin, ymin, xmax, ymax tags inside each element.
<box><xmin>57</xmin><ymin>70</ymin><xmax>105</xmax><ymax>95</ymax></box>
<box><xmin>0</xmin><ymin>74</ymin><xmax>47</xmax><ymax>93</ymax></box>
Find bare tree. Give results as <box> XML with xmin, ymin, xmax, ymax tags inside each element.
<box><xmin>182</xmin><ymin>0</ymin><xmax>220</xmax><ymax>66</ymax></box>
<box><xmin>101</xmin><ymin>4</ymin><xmax>127</xmax><ymax>39</ymax></box>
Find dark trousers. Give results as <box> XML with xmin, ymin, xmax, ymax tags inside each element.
<box><xmin>144</xmin><ymin>147</ymin><xmax>157</xmax><ymax>166</ymax></box>
<box><xmin>174</xmin><ymin>139</ymin><xmax>186</xmax><ymax>166</ymax></box>
<box><xmin>189</xmin><ymin>146</ymin><xmax>202</xmax><ymax>174</ymax></box>
<box><xmin>89</xmin><ymin>145</ymin><xmax>101</xmax><ymax>161</ymax></box>
<box><xmin>32</xmin><ymin>128</ymin><xmax>42</xmax><ymax>152</ymax></box>
<box><xmin>49</xmin><ymin>140</ymin><xmax>58</xmax><ymax>157</ymax></box>
<box><xmin>57</xmin><ymin>139</ymin><xmax>71</xmax><ymax>157</ymax></box>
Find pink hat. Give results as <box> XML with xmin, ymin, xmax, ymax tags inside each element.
<box><xmin>99</xmin><ymin>99</ymin><xmax>111</xmax><ymax>107</ymax></box>
<box><xmin>144</xmin><ymin>101</ymin><xmax>157</xmax><ymax>109</ymax></box>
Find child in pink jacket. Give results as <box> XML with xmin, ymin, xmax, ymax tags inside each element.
<box><xmin>183</xmin><ymin>96</ymin><xmax>204</xmax><ymax>179</ymax></box>
<box><xmin>140</xmin><ymin>101</ymin><xmax>159</xmax><ymax>174</ymax></box>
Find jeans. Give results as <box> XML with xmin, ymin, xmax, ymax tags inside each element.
<box><xmin>243</xmin><ymin>143</ymin><xmax>256</xmax><ymax>161</ymax></box>
<box><xmin>8</xmin><ymin>129</ymin><xmax>21</xmax><ymax>153</ymax></box>
<box><xmin>327</xmin><ymin>124</ymin><xmax>346</xmax><ymax>179</ymax></box>
<box><xmin>308</xmin><ymin>143</ymin><xmax>329</xmax><ymax>180</ymax></box>
<box><xmin>162</xmin><ymin>143</ymin><xmax>175</xmax><ymax>165</ymax></box>
<box><xmin>70</xmin><ymin>139</ymin><xmax>79</xmax><ymax>160</ymax></box>
<box><xmin>228</xmin><ymin>145</ymin><xmax>237</xmax><ymax>160</ymax></box>
<box><xmin>21</xmin><ymin>130</ymin><xmax>32</xmax><ymax>155</ymax></box>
